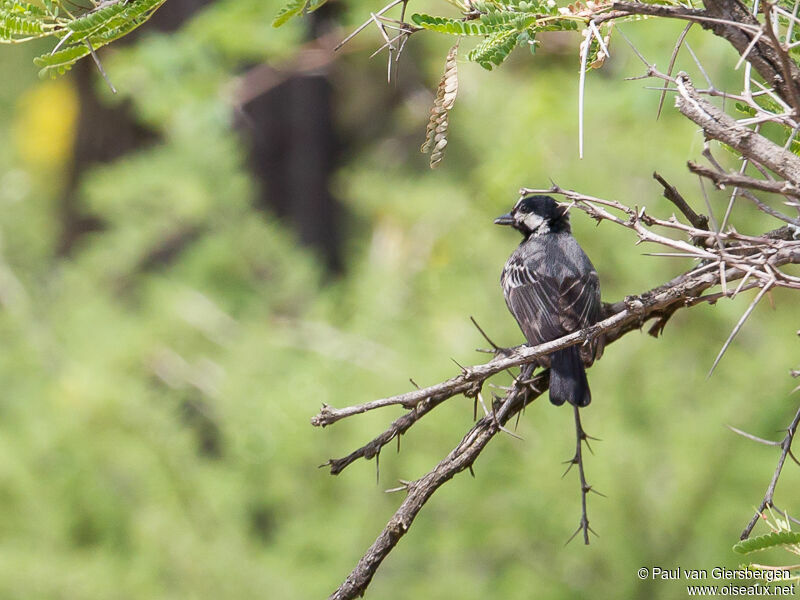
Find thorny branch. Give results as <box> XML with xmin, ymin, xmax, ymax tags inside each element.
<box><xmin>737</xmin><ymin>400</ymin><xmax>800</xmax><ymax>539</ymax></box>
<box><xmin>315</xmin><ymin>1</ymin><xmax>800</xmax><ymax>598</ymax></box>
<box><xmin>564</xmin><ymin>405</ymin><xmax>602</xmax><ymax>545</ymax></box>
<box><xmin>318</xmin><ymin>206</ymin><xmax>800</xmax><ymax>599</ymax></box>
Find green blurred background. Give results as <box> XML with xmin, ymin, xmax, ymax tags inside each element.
<box><xmin>0</xmin><ymin>2</ymin><xmax>798</xmax><ymax>598</ymax></box>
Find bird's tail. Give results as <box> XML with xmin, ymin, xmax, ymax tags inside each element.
<box><xmin>549</xmin><ymin>345</ymin><xmax>591</xmax><ymax>407</ymax></box>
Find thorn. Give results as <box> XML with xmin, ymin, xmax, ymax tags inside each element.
<box><xmin>470</xmin><ymin>316</ymin><xmax>502</xmax><ymax>351</ymax></box>
<box><xmin>726</xmin><ymin>424</ymin><xmax>781</xmax><ymax>446</ymax></box>
<box><xmin>497</xmin><ymin>421</ymin><xmax>524</xmax><ymax>441</ymax></box>
<box><xmin>86</xmin><ymin>40</ymin><xmax>117</xmax><ymax>94</ymax></box>
<box><xmin>451</xmin><ymin>357</ymin><xmax>468</xmax><ymax>374</ymax></box>
<box><xmin>561</xmin><ymin>456</ymin><xmax>578</xmax><ymax>478</ymax></box>
<box><xmin>657</xmin><ymin>23</ymin><xmax>692</xmax><ymax>120</ymax></box>
<box><xmin>708</xmin><ymin>282</ymin><xmax>773</xmax><ymax>378</ymax></box>
<box><xmin>384</xmin><ymin>479</ymin><xmax>412</xmax><ymax>493</ymax></box>
<box><xmin>589</xmin><ymin>487</ymin><xmax>608</xmax><ymax>498</ymax></box>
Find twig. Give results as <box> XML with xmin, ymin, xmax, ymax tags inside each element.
<box><xmin>334</xmin><ymin>0</ymin><xmax>406</xmax><ymax>51</ymax></box>
<box><xmin>657</xmin><ymin>23</ymin><xmax>693</xmax><ymax>119</ymax></box>
<box><xmin>326</xmin><ymin>369</ymin><xmax>545</xmax><ymax>600</ymax></box>
<box><xmin>740</xmin><ymin>402</ymin><xmax>800</xmax><ymax>539</ymax></box>
<box><xmin>673</xmin><ymin>74</ymin><xmax>800</xmax><ymax>186</ymax></box>
<box><xmin>469</xmin><ymin>315</ymin><xmax>505</xmax><ymax>354</ymax></box>
<box><xmin>763</xmin><ymin>1</ymin><xmax>800</xmax><ymax>116</ymax></box>
<box><xmin>689</xmin><ymin>161</ymin><xmax>800</xmax><ymax>222</ymax></box>
<box><xmin>564</xmin><ymin>406</ymin><xmax>598</xmax><ymax>545</ymax></box>
<box><xmin>708</xmin><ymin>280</ymin><xmax>774</xmax><ymax>377</ymax></box>
<box><xmin>653</xmin><ymin>171</ymin><xmax>710</xmax><ymax>230</ymax></box>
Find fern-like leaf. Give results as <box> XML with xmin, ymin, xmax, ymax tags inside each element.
<box><xmin>733</xmin><ymin>531</ymin><xmax>800</xmax><ymax>554</ymax></box>
<box><xmin>0</xmin><ymin>13</ymin><xmax>43</xmax><ymax>37</ymax></box>
<box><xmin>411</xmin><ymin>14</ymin><xmax>488</xmax><ymax>35</ymax></box>
<box><xmin>479</xmin><ymin>11</ymin><xmax>536</xmax><ymax>30</ymax></box>
<box><xmin>66</xmin><ymin>2</ymin><xmax>127</xmax><ymax>33</ymax></box>
<box><xmin>33</xmin><ymin>44</ymin><xmax>90</xmax><ymax>77</ymax></box>
<box><xmin>272</xmin><ymin>0</ymin><xmax>307</xmax><ymax>27</ymax></box>
<box><xmin>0</xmin><ymin>0</ymin><xmax>50</xmax><ymax>39</ymax></box>
<box><xmin>467</xmin><ymin>29</ymin><xmax>518</xmax><ymax>70</ymax></box>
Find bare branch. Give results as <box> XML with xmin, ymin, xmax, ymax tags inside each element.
<box><xmin>657</xmin><ymin>23</ymin><xmax>693</xmax><ymax>120</ymax></box>
<box><xmin>698</xmin><ymin>0</ymin><xmax>800</xmax><ymax>109</ymax></box>
<box><xmin>327</xmin><ymin>367</ymin><xmax>544</xmax><ymax>600</ymax></box>
<box><xmin>763</xmin><ymin>0</ymin><xmax>800</xmax><ymax>116</ymax></box>
<box><xmin>673</xmin><ymin>74</ymin><xmax>800</xmax><ymax>186</ymax></box>
<box><xmin>321</xmin><ymin>219</ymin><xmax>800</xmax><ymax>598</ymax></box>
<box><xmin>740</xmin><ymin>402</ymin><xmax>800</xmax><ymax>539</ymax></box>
<box><xmin>653</xmin><ymin>171</ymin><xmax>710</xmax><ymax>230</ymax></box>
<box><xmin>564</xmin><ymin>406</ymin><xmax>599</xmax><ymax>545</ymax></box>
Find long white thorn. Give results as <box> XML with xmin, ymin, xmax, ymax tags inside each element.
<box><xmin>708</xmin><ymin>281</ymin><xmax>773</xmax><ymax>378</ymax></box>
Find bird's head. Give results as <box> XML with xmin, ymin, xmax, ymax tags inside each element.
<box><xmin>494</xmin><ymin>195</ymin><xmax>571</xmax><ymax>236</ymax></box>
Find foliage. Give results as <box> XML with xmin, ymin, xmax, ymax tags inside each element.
<box><xmin>733</xmin><ymin>509</ymin><xmax>800</xmax><ymax>587</ymax></box>
<box><xmin>0</xmin><ymin>0</ymin><xmax>798</xmax><ymax>599</ymax></box>
<box><xmin>0</xmin><ymin>0</ymin><xmax>167</xmax><ymax>77</ymax></box>
<box><xmin>734</xmin><ymin>531</ymin><xmax>800</xmax><ymax>555</ymax></box>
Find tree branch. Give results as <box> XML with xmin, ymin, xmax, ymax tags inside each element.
<box><xmin>327</xmin><ymin>368</ymin><xmax>545</xmax><ymax>600</ymax></box>
<box><xmin>740</xmin><ymin>402</ymin><xmax>800</xmax><ymax>539</ymax></box>
<box><xmin>673</xmin><ymin>73</ymin><xmax>800</xmax><ymax>186</ymax></box>
<box><xmin>702</xmin><ymin>0</ymin><xmax>800</xmax><ymax>111</ymax></box>
<box><xmin>323</xmin><ymin>234</ymin><xmax>800</xmax><ymax>599</ymax></box>
<box><xmin>687</xmin><ymin>160</ymin><xmax>800</xmax><ymax>202</ymax></box>
<box><xmin>610</xmin><ymin>0</ymin><xmax>800</xmax><ymax>111</ymax></box>
<box><xmin>653</xmin><ymin>170</ymin><xmax>710</xmax><ymax>230</ymax></box>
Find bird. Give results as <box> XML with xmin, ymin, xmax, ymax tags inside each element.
<box><xmin>495</xmin><ymin>195</ymin><xmax>601</xmax><ymax>407</ymax></box>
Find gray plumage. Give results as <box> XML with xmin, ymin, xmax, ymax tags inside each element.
<box><xmin>496</xmin><ymin>195</ymin><xmax>601</xmax><ymax>407</ymax></box>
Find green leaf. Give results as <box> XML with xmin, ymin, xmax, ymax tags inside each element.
<box><xmin>272</xmin><ymin>0</ymin><xmax>307</xmax><ymax>27</ymax></box>
<box><xmin>733</xmin><ymin>531</ymin><xmax>800</xmax><ymax>554</ymax></box>
<box><xmin>66</xmin><ymin>2</ymin><xmax>128</xmax><ymax>33</ymax></box>
<box><xmin>467</xmin><ymin>29</ymin><xmax>518</xmax><ymax>70</ymax></box>
<box><xmin>0</xmin><ymin>13</ymin><xmax>43</xmax><ymax>37</ymax></box>
<box><xmin>734</xmin><ymin>102</ymin><xmax>757</xmax><ymax>117</ymax></box>
<box><xmin>479</xmin><ymin>10</ymin><xmax>537</xmax><ymax>30</ymax></box>
<box><xmin>411</xmin><ymin>14</ymin><xmax>489</xmax><ymax>36</ymax></box>
<box><xmin>1</xmin><ymin>0</ymin><xmax>48</xmax><ymax>17</ymax></box>
<box><xmin>33</xmin><ymin>44</ymin><xmax>90</xmax><ymax>78</ymax></box>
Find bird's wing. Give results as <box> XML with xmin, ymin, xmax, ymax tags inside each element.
<box><xmin>503</xmin><ymin>254</ymin><xmax>563</xmax><ymax>345</ymax></box>
<box><xmin>557</xmin><ymin>267</ymin><xmax>601</xmax><ymax>332</ymax></box>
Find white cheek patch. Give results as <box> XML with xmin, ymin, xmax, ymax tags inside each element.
<box><xmin>520</xmin><ymin>212</ymin><xmax>547</xmax><ymax>233</ymax></box>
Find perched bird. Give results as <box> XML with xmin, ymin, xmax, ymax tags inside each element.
<box><xmin>495</xmin><ymin>195</ymin><xmax>601</xmax><ymax>407</ymax></box>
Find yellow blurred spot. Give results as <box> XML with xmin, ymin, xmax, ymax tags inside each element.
<box><xmin>13</xmin><ymin>79</ymin><xmax>78</xmax><ymax>168</ymax></box>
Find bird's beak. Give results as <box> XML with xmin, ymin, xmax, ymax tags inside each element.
<box><xmin>494</xmin><ymin>213</ymin><xmax>514</xmax><ymax>226</ymax></box>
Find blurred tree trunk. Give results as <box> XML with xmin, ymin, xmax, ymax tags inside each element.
<box><xmin>59</xmin><ymin>0</ymin><xmax>214</xmax><ymax>256</ymax></box>
<box><xmin>60</xmin><ymin>0</ymin><xmax>345</xmax><ymax>274</ymax></box>
<box><xmin>240</xmin><ymin>73</ymin><xmax>344</xmax><ymax>273</ymax></box>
